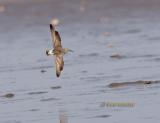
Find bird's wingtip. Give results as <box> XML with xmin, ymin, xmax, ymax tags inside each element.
<box><xmin>50</xmin><ymin>24</ymin><xmax>55</xmax><ymax>30</ymax></box>
<box><xmin>56</xmin><ymin>72</ymin><xmax>60</xmax><ymax>77</ymax></box>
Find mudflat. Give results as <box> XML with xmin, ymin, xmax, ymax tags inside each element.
<box><xmin>0</xmin><ymin>0</ymin><xmax>160</xmax><ymax>123</ymax></box>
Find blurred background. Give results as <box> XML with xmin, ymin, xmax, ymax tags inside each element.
<box><xmin>0</xmin><ymin>0</ymin><xmax>160</xmax><ymax>123</ymax></box>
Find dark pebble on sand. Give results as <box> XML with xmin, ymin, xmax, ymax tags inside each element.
<box><xmin>50</xmin><ymin>86</ymin><xmax>61</xmax><ymax>90</ymax></box>
<box><xmin>41</xmin><ymin>69</ymin><xmax>47</xmax><ymax>73</ymax></box>
<box><xmin>2</xmin><ymin>93</ymin><xmax>15</xmax><ymax>98</ymax></box>
<box><xmin>40</xmin><ymin>97</ymin><xmax>59</xmax><ymax>102</ymax></box>
<box><xmin>94</xmin><ymin>114</ymin><xmax>111</xmax><ymax>118</ymax></box>
<box><xmin>108</xmin><ymin>80</ymin><xmax>160</xmax><ymax>88</ymax></box>
<box><xmin>28</xmin><ymin>91</ymin><xmax>48</xmax><ymax>95</ymax></box>
<box><xmin>110</xmin><ymin>53</ymin><xmax>125</xmax><ymax>59</ymax></box>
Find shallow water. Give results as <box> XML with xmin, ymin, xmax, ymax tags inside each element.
<box><xmin>0</xmin><ymin>0</ymin><xmax>160</xmax><ymax>123</ymax></box>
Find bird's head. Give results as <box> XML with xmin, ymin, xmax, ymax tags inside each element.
<box><xmin>46</xmin><ymin>49</ymin><xmax>54</xmax><ymax>56</ymax></box>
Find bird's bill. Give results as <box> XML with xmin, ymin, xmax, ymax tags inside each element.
<box><xmin>68</xmin><ymin>49</ymin><xmax>74</xmax><ymax>52</ymax></box>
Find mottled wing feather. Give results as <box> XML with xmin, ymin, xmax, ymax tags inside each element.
<box><xmin>54</xmin><ymin>31</ymin><xmax>62</xmax><ymax>48</ymax></box>
<box><xmin>55</xmin><ymin>55</ymin><xmax>64</xmax><ymax>77</ymax></box>
<box><xmin>50</xmin><ymin>24</ymin><xmax>62</xmax><ymax>48</ymax></box>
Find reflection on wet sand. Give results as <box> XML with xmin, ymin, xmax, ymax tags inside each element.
<box><xmin>59</xmin><ymin>110</ymin><xmax>68</xmax><ymax>123</ymax></box>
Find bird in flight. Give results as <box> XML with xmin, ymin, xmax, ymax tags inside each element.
<box><xmin>46</xmin><ymin>24</ymin><xmax>73</xmax><ymax>77</ymax></box>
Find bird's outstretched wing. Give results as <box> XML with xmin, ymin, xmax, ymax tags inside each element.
<box><xmin>50</xmin><ymin>24</ymin><xmax>62</xmax><ymax>49</ymax></box>
<box><xmin>55</xmin><ymin>55</ymin><xmax>64</xmax><ymax>77</ymax></box>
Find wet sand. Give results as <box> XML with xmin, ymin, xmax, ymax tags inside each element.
<box><xmin>0</xmin><ymin>0</ymin><xmax>160</xmax><ymax>123</ymax></box>
<box><xmin>108</xmin><ymin>80</ymin><xmax>160</xmax><ymax>88</ymax></box>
